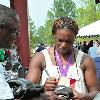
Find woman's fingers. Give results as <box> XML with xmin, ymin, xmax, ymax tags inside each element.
<box><xmin>45</xmin><ymin>83</ymin><xmax>57</xmax><ymax>91</ymax></box>
<box><xmin>44</xmin><ymin>77</ymin><xmax>58</xmax><ymax>91</ymax></box>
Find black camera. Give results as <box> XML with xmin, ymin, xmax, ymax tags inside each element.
<box><xmin>55</xmin><ymin>85</ymin><xmax>74</xmax><ymax>99</ymax></box>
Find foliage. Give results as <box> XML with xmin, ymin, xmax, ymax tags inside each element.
<box><xmin>75</xmin><ymin>0</ymin><xmax>100</xmax><ymax>27</ymax></box>
<box><xmin>32</xmin><ymin>0</ymin><xmax>77</xmax><ymax>47</ymax></box>
<box><xmin>75</xmin><ymin>0</ymin><xmax>100</xmax><ymax>42</ymax></box>
<box><xmin>29</xmin><ymin>17</ymin><xmax>37</xmax><ymax>48</ymax></box>
<box><xmin>48</xmin><ymin>0</ymin><xmax>76</xmax><ymax>19</ymax></box>
<box><xmin>29</xmin><ymin>0</ymin><xmax>100</xmax><ymax>48</ymax></box>
<box><xmin>29</xmin><ymin>17</ymin><xmax>37</xmax><ymax>35</ymax></box>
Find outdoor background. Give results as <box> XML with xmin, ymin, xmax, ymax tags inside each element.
<box><xmin>0</xmin><ymin>0</ymin><xmax>100</xmax><ymax>49</ymax></box>
<box><xmin>29</xmin><ymin>0</ymin><xmax>100</xmax><ymax>49</ymax></box>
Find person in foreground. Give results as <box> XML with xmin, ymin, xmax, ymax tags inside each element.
<box><xmin>0</xmin><ymin>4</ymin><xmax>19</xmax><ymax>99</ymax></box>
<box><xmin>26</xmin><ymin>16</ymin><xmax>99</xmax><ymax>99</ymax></box>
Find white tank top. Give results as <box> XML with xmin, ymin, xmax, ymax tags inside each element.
<box><xmin>40</xmin><ymin>49</ymin><xmax>88</xmax><ymax>94</ymax></box>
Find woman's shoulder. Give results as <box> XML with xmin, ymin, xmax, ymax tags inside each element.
<box><xmin>31</xmin><ymin>52</ymin><xmax>45</xmax><ymax>65</ymax></box>
<box><xmin>74</xmin><ymin>48</ymin><xmax>91</xmax><ymax>63</ymax></box>
<box><xmin>30</xmin><ymin>52</ymin><xmax>46</xmax><ymax>70</ymax></box>
<box><xmin>82</xmin><ymin>52</ymin><xmax>92</xmax><ymax>63</ymax></box>
<box><xmin>46</xmin><ymin>47</ymin><xmax>54</xmax><ymax>55</ymax></box>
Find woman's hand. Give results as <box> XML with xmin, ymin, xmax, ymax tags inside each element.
<box><xmin>71</xmin><ymin>89</ymin><xmax>92</xmax><ymax>100</ymax></box>
<box><xmin>43</xmin><ymin>77</ymin><xmax>58</xmax><ymax>91</ymax></box>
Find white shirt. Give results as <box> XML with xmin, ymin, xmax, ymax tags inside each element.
<box><xmin>0</xmin><ymin>63</ymin><xmax>14</xmax><ymax>99</ymax></box>
<box><xmin>40</xmin><ymin>49</ymin><xmax>88</xmax><ymax>94</ymax></box>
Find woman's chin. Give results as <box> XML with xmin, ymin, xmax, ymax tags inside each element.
<box><xmin>59</xmin><ymin>49</ymin><xmax>67</xmax><ymax>54</ymax></box>
<box><xmin>59</xmin><ymin>49</ymin><xmax>72</xmax><ymax>55</ymax></box>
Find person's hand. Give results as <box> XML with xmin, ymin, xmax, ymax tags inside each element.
<box><xmin>43</xmin><ymin>77</ymin><xmax>58</xmax><ymax>91</ymax></box>
<box><xmin>71</xmin><ymin>89</ymin><xmax>92</xmax><ymax>100</ymax></box>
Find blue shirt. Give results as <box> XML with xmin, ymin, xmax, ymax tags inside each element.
<box><xmin>88</xmin><ymin>46</ymin><xmax>99</xmax><ymax>58</ymax></box>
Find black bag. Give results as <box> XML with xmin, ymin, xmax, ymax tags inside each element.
<box><xmin>8</xmin><ymin>78</ymin><xmax>44</xmax><ymax>99</ymax></box>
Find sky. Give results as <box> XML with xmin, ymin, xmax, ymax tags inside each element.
<box><xmin>28</xmin><ymin>0</ymin><xmax>54</xmax><ymax>27</ymax></box>
<box><xmin>0</xmin><ymin>0</ymin><xmax>54</xmax><ymax>28</ymax></box>
<box><xmin>0</xmin><ymin>0</ymin><xmax>79</xmax><ymax>28</ymax></box>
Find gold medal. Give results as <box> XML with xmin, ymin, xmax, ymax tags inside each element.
<box><xmin>58</xmin><ymin>76</ymin><xmax>70</xmax><ymax>87</ymax></box>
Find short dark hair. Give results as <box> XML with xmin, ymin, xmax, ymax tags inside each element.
<box><xmin>52</xmin><ymin>17</ymin><xmax>79</xmax><ymax>36</ymax></box>
<box><xmin>0</xmin><ymin>4</ymin><xmax>17</xmax><ymax>30</ymax></box>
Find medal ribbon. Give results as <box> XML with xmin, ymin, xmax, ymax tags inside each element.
<box><xmin>55</xmin><ymin>48</ymin><xmax>71</xmax><ymax>77</ymax></box>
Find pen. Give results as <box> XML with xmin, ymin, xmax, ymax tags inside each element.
<box><xmin>44</xmin><ymin>68</ymin><xmax>50</xmax><ymax>78</ymax></box>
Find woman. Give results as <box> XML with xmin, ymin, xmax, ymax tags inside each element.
<box><xmin>26</xmin><ymin>17</ymin><xmax>99</xmax><ymax>99</ymax></box>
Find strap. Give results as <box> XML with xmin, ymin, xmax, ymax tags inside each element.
<box><xmin>76</xmin><ymin>50</ymin><xmax>84</xmax><ymax>67</ymax></box>
<box><xmin>41</xmin><ymin>49</ymin><xmax>52</xmax><ymax>66</ymax></box>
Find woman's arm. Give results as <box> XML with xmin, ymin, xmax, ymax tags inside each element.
<box><xmin>84</xmin><ymin>57</ymin><xmax>99</xmax><ymax>98</ymax></box>
<box><xmin>26</xmin><ymin>52</ymin><xmax>44</xmax><ymax>84</ymax></box>
<box><xmin>73</xmin><ymin>57</ymin><xmax>99</xmax><ymax>99</ymax></box>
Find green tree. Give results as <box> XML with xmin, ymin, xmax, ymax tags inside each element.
<box><xmin>48</xmin><ymin>0</ymin><xmax>76</xmax><ymax>19</ymax></box>
<box><xmin>42</xmin><ymin>19</ymin><xmax>54</xmax><ymax>45</ymax></box>
<box><xmin>36</xmin><ymin>26</ymin><xmax>45</xmax><ymax>43</ymax></box>
<box><xmin>75</xmin><ymin>0</ymin><xmax>100</xmax><ymax>42</ymax></box>
<box><xmin>29</xmin><ymin>17</ymin><xmax>37</xmax><ymax>48</ymax></box>
<box><xmin>75</xmin><ymin>0</ymin><xmax>100</xmax><ymax>27</ymax></box>
<box><xmin>36</xmin><ymin>0</ymin><xmax>77</xmax><ymax>46</ymax></box>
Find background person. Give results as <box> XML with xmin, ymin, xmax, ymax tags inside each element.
<box><xmin>88</xmin><ymin>40</ymin><xmax>100</xmax><ymax>58</ymax></box>
<box><xmin>0</xmin><ymin>4</ymin><xmax>19</xmax><ymax>99</ymax></box>
<box><xmin>82</xmin><ymin>41</ymin><xmax>88</xmax><ymax>53</ymax></box>
<box><xmin>92</xmin><ymin>40</ymin><xmax>100</xmax><ymax>88</ymax></box>
<box><xmin>26</xmin><ymin>17</ymin><xmax>99</xmax><ymax>99</ymax></box>
<box><xmin>35</xmin><ymin>43</ymin><xmax>46</xmax><ymax>53</ymax></box>
<box><xmin>97</xmin><ymin>42</ymin><xmax>100</xmax><ymax>57</ymax></box>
